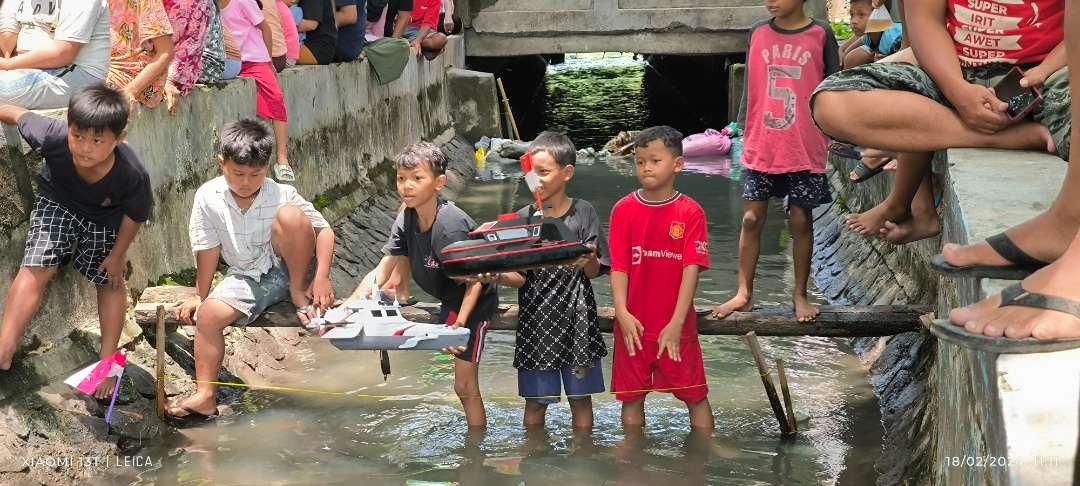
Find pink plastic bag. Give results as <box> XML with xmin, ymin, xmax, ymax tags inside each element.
<box><xmin>681</xmin><ymin>128</ymin><xmax>732</xmax><ymax>157</ymax></box>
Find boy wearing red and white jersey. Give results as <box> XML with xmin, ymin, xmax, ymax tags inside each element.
<box><xmin>608</xmin><ymin>125</ymin><xmax>713</xmax><ymax>430</ymax></box>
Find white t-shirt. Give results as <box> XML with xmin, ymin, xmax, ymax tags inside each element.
<box><xmin>0</xmin><ymin>0</ymin><xmax>111</xmax><ymax>79</ymax></box>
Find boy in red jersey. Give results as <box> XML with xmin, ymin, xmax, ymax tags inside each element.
<box><xmin>608</xmin><ymin>126</ymin><xmax>713</xmax><ymax>430</ymax></box>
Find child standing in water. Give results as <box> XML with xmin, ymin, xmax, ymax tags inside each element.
<box><xmin>482</xmin><ymin>131</ymin><xmax>609</xmax><ymax>429</ymax></box>
<box><xmin>608</xmin><ymin>126</ymin><xmax>713</xmax><ymax>430</ymax></box>
<box><xmin>713</xmin><ymin>0</ymin><xmax>840</xmax><ymax>322</ymax></box>
<box><xmin>354</xmin><ymin>142</ymin><xmax>498</xmax><ymax>427</ymax></box>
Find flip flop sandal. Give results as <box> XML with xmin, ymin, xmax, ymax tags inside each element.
<box><xmin>165</xmin><ymin>405</ymin><xmax>220</xmax><ymax>428</ymax></box>
<box><xmin>849</xmin><ymin>159</ymin><xmax>888</xmax><ymax>184</ymax></box>
<box><xmin>828</xmin><ymin>141</ymin><xmax>863</xmax><ymax>160</ymax></box>
<box><xmin>296</xmin><ymin>304</ymin><xmax>315</xmax><ymax>323</ymax></box>
<box><xmin>930</xmin><ymin>232</ymin><xmax>1049</xmax><ymax>280</ymax></box>
<box><xmin>928</xmin><ymin>283</ymin><xmax>1080</xmax><ymax>353</ymax></box>
<box><xmin>273</xmin><ymin>164</ymin><xmax>296</xmax><ymax>182</ymax></box>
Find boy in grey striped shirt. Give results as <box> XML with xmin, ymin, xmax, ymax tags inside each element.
<box><xmin>167</xmin><ymin>119</ymin><xmax>336</xmax><ymax>427</ymax></box>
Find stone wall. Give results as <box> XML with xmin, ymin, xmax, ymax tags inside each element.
<box><xmin>0</xmin><ymin>37</ymin><xmax>481</xmax><ymax>398</ymax></box>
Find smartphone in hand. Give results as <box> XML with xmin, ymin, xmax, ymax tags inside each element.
<box><xmin>993</xmin><ymin>66</ymin><xmax>1043</xmax><ymax>122</ymax></box>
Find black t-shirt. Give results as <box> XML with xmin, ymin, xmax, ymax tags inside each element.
<box><xmin>381</xmin><ymin>0</ymin><xmax>414</xmax><ymax>37</ymax></box>
<box><xmin>299</xmin><ymin>0</ymin><xmax>338</xmax><ymax>64</ymax></box>
<box><xmin>19</xmin><ymin>113</ymin><xmax>152</xmax><ymax>230</ymax></box>
<box><xmin>382</xmin><ymin>200</ymin><xmax>498</xmax><ymax>321</ymax></box>
<box><xmin>514</xmin><ymin>199</ymin><xmax>610</xmax><ymax>370</ymax></box>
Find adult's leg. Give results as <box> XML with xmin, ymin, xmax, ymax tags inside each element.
<box><xmin>713</xmin><ymin>201</ymin><xmax>769</xmax><ymax>318</ymax></box>
<box><xmin>166</xmin><ymin>299</ymin><xmax>242</xmax><ymax>416</ymax></box>
<box><xmin>93</xmin><ymin>281</ymin><xmax>128</xmax><ymax>399</ymax></box>
<box><xmin>948</xmin><ymin>1</ymin><xmax>1080</xmax><ymax>340</ymax></box>
<box><xmin>0</xmin><ymin>68</ymin><xmax>88</xmax><ymax>110</ymax></box>
<box><xmin>812</xmin><ymin>89</ymin><xmax>1051</xmax><ymax>155</ymax></box>
<box><xmin>788</xmin><ymin>205</ymin><xmax>819</xmax><ymax>321</ymax></box>
<box><xmin>0</xmin><ymin>267</ymin><xmax>58</xmax><ymax>369</ymax></box>
<box><xmin>271</xmin><ymin>205</ymin><xmax>315</xmax><ymax>311</ymax></box>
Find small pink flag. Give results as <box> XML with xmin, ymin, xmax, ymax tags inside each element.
<box><xmin>64</xmin><ymin>352</ymin><xmax>126</xmax><ymax>395</ymax></box>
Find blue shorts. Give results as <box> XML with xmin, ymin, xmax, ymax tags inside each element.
<box><xmin>518</xmin><ymin>360</ymin><xmax>605</xmax><ymax>405</ymax></box>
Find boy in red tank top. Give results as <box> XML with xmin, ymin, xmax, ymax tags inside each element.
<box><xmin>608</xmin><ymin>126</ymin><xmax>713</xmax><ymax>430</ymax></box>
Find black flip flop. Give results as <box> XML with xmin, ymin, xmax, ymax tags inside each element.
<box><xmin>850</xmin><ymin>159</ymin><xmax>888</xmax><ymax>184</ymax></box>
<box><xmin>165</xmin><ymin>406</ymin><xmax>220</xmax><ymax>428</ymax></box>
<box><xmin>929</xmin><ymin>283</ymin><xmax>1080</xmax><ymax>353</ymax></box>
<box><xmin>828</xmin><ymin>141</ymin><xmax>863</xmax><ymax>160</ymax></box>
<box><xmin>929</xmin><ymin>232</ymin><xmax>1048</xmax><ymax>280</ymax></box>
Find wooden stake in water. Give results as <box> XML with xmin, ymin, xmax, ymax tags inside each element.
<box><xmin>744</xmin><ymin>331</ymin><xmax>795</xmax><ymax>437</ymax></box>
<box><xmin>776</xmin><ymin>358</ymin><xmax>798</xmax><ymax>433</ymax></box>
<box><xmin>496</xmin><ymin>77</ymin><xmax>521</xmax><ymax>141</ymax></box>
<box><xmin>155</xmin><ymin>305</ymin><xmax>166</xmax><ymax>420</ymax></box>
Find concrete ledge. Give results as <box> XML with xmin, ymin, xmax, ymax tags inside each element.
<box><xmin>934</xmin><ymin>148</ymin><xmax>1073</xmax><ymax>485</ymax></box>
<box><xmin>816</xmin><ymin>146</ymin><xmax>1073</xmax><ymax>484</ymax></box>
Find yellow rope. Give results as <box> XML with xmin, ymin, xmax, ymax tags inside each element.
<box><xmin>184</xmin><ymin>379</ymin><xmax>708</xmax><ymax>402</ymax></box>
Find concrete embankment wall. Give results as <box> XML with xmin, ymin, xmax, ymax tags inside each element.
<box><xmin>815</xmin><ymin>149</ymin><xmax>1072</xmax><ymax>484</ymax></box>
<box><xmin>0</xmin><ymin>37</ymin><xmax>500</xmax><ymax>400</ymax></box>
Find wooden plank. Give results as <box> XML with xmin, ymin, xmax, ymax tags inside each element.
<box><xmin>134</xmin><ymin>286</ymin><xmax>928</xmax><ymax>337</ymax></box>
<box><xmin>745</xmin><ymin>332</ymin><xmax>794</xmax><ymax>437</ymax></box>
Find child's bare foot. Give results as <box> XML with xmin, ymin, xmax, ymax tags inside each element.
<box><xmin>712</xmin><ymin>293</ymin><xmax>752</xmax><ymax>319</ymax></box>
<box><xmin>166</xmin><ymin>393</ymin><xmax>218</xmax><ymax>418</ymax></box>
<box><xmin>846</xmin><ymin>201</ymin><xmax>910</xmax><ymax>237</ymax></box>
<box><xmin>940</xmin><ymin>210</ymin><xmax>1078</xmax><ymax>269</ymax></box>
<box><xmin>880</xmin><ymin>216</ymin><xmax>941</xmax><ymax>245</ymax></box>
<box><xmin>794</xmin><ymin>296</ymin><xmax>819</xmax><ymax>322</ymax></box>
<box><xmin>93</xmin><ymin>376</ymin><xmax>116</xmax><ymax>400</ymax></box>
<box><xmin>949</xmin><ymin>256</ymin><xmax>1080</xmax><ymax>340</ymax></box>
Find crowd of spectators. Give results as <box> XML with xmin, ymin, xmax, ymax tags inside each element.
<box><xmin>0</xmin><ymin>0</ymin><xmax>459</xmax><ymax>180</ymax></box>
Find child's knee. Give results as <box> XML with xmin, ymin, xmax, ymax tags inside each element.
<box><xmin>453</xmin><ymin>367</ymin><xmax>479</xmax><ymax>398</ymax></box>
<box><xmin>788</xmin><ymin>208</ymin><xmax>813</xmax><ymax>234</ymax></box>
<box><xmin>194</xmin><ymin>300</ymin><xmax>238</xmax><ymax>332</ymax></box>
<box><xmin>273</xmin><ymin>205</ymin><xmax>310</xmax><ymax>232</ymax></box>
<box><xmin>741</xmin><ymin>211</ymin><xmax>764</xmax><ymax>232</ymax></box>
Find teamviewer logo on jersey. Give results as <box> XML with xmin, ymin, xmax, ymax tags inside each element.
<box><xmin>631</xmin><ymin>246</ymin><xmax>642</xmax><ymax>265</ymax></box>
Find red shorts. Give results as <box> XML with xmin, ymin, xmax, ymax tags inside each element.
<box><xmin>239</xmin><ymin>61</ymin><xmax>288</xmax><ymax>122</ymax></box>
<box><xmin>611</xmin><ymin>334</ymin><xmax>708</xmax><ymax>403</ymax></box>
